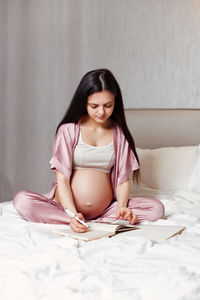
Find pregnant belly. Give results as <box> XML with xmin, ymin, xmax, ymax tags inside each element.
<box><xmin>71</xmin><ymin>169</ymin><xmax>113</xmax><ymax>218</ymax></box>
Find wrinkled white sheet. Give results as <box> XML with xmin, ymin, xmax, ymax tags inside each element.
<box><xmin>0</xmin><ymin>194</ymin><xmax>200</xmax><ymax>300</ymax></box>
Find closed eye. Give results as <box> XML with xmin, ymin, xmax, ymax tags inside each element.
<box><xmin>90</xmin><ymin>105</ymin><xmax>113</xmax><ymax>109</ymax></box>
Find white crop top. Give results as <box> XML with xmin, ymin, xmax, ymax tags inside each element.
<box><xmin>73</xmin><ymin>130</ymin><xmax>115</xmax><ymax>173</ymax></box>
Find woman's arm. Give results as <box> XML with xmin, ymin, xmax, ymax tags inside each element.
<box><xmin>115</xmin><ymin>180</ymin><xmax>130</xmax><ymax>208</ymax></box>
<box><xmin>55</xmin><ymin>170</ymin><xmax>88</xmax><ymax>232</ymax></box>
<box><xmin>115</xmin><ymin>180</ymin><xmax>137</xmax><ymax>224</ymax></box>
<box><xmin>55</xmin><ymin>170</ymin><xmax>77</xmax><ymax>213</ymax></box>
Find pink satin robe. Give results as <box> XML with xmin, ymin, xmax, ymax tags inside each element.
<box><xmin>14</xmin><ymin>122</ymin><xmax>164</xmax><ymax>224</ymax></box>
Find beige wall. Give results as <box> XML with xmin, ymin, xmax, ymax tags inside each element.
<box><xmin>125</xmin><ymin>109</ymin><xmax>200</xmax><ymax>149</ymax></box>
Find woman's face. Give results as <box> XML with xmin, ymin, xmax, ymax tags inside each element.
<box><xmin>86</xmin><ymin>90</ymin><xmax>115</xmax><ymax>124</ymax></box>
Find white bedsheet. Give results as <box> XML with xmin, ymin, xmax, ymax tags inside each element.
<box><xmin>0</xmin><ymin>194</ymin><xmax>200</xmax><ymax>300</ymax></box>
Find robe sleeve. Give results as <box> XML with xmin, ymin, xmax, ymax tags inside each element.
<box><xmin>116</xmin><ymin>131</ymin><xmax>139</xmax><ymax>186</ymax></box>
<box><xmin>49</xmin><ymin>124</ymin><xmax>74</xmax><ymax>180</ymax></box>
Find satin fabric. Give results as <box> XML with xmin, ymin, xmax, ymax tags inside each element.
<box><xmin>14</xmin><ymin>190</ymin><xmax>164</xmax><ymax>224</ymax></box>
<box><xmin>47</xmin><ymin>121</ymin><xmax>139</xmax><ymax>200</ymax></box>
<box><xmin>13</xmin><ymin>122</ymin><xmax>164</xmax><ymax>224</ymax></box>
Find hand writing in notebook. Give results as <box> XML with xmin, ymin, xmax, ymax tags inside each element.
<box><xmin>69</xmin><ymin>212</ymin><xmax>88</xmax><ymax>233</ymax></box>
<box><xmin>116</xmin><ymin>207</ymin><xmax>137</xmax><ymax>225</ymax></box>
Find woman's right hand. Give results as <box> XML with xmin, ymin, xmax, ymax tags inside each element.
<box><xmin>69</xmin><ymin>213</ymin><xmax>88</xmax><ymax>233</ymax></box>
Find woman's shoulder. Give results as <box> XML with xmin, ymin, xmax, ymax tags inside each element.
<box><xmin>58</xmin><ymin>122</ymin><xmax>76</xmax><ymax>130</ymax></box>
<box><xmin>56</xmin><ymin>122</ymin><xmax>79</xmax><ymax>137</ymax></box>
<box><xmin>112</xmin><ymin>123</ymin><xmax>124</xmax><ymax>137</ymax></box>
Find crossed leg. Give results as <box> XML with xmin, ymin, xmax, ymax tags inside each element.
<box><xmin>14</xmin><ymin>190</ymin><xmax>164</xmax><ymax>224</ymax></box>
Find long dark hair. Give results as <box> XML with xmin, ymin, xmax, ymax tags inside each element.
<box><xmin>56</xmin><ymin>68</ymin><xmax>140</xmax><ymax>182</ymax></box>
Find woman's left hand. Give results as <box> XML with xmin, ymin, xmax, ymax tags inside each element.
<box><xmin>116</xmin><ymin>207</ymin><xmax>137</xmax><ymax>224</ymax></box>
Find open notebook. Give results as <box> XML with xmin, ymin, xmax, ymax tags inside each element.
<box><xmin>53</xmin><ymin>220</ymin><xmax>185</xmax><ymax>242</ymax></box>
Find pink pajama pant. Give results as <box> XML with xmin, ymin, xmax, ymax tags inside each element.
<box><xmin>13</xmin><ymin>190</ymin><xmax>165</xmax><ymax>224</ymax></box>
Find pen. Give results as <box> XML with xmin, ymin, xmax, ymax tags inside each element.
<box><xmin>64</xmin><ymin>208</ymin><xmax>89</xmax><ymax>228</ymax></box>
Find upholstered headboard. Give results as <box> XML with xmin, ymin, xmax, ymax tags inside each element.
<box><xmin>125</xmin><ymin>109</ymin><xmax>200</xmax><ymax>149</ymax></box>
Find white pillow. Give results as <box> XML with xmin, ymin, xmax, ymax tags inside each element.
<box><xmin>130</xmin><ymin>145</ymin><xmax>198</xmax><ymax>195</ymax></box>
<box><xmin>187</xmin><ymin>145</ymin><xmax>200</xmax><ymax>193</ymax></box>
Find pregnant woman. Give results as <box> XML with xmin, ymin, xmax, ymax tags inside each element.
<box><xmin>14</xmin><ymin>68</ymin><xmax>164</xmax><ymax>233</ymax></box>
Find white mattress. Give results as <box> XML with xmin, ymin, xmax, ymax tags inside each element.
<box><xmin>0</xmin><ymin>194</ymin><xmax>200</xmax><ymax>300</ymax></box>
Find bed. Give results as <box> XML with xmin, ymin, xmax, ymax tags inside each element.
<box><xmin>0</xmin><ymin>109</ymin><xmax>200</xmax><ymax>300</ymax></box>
